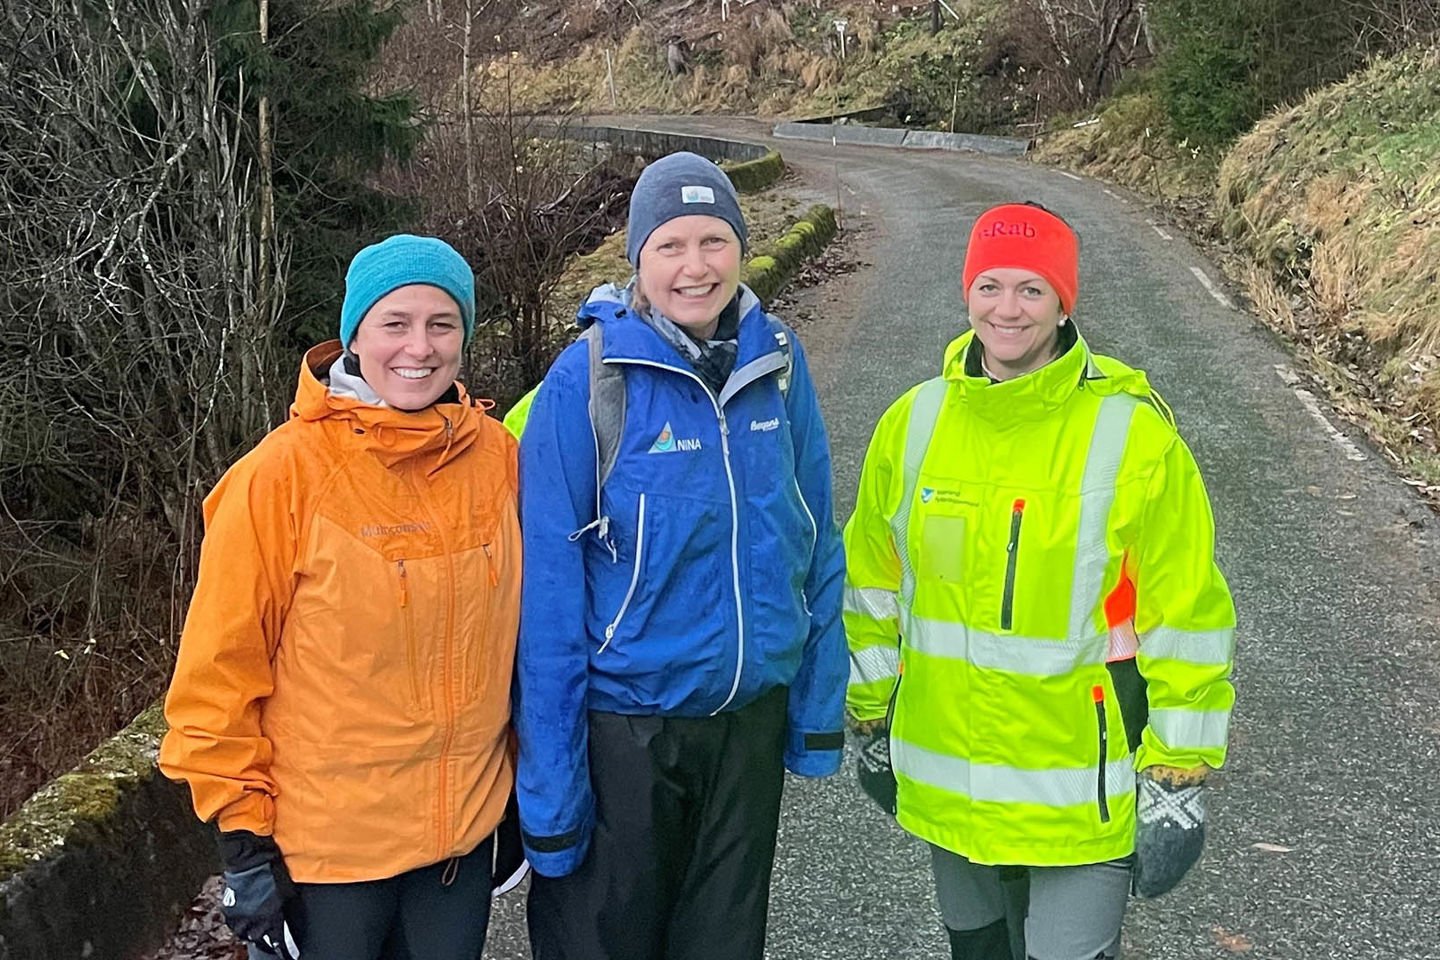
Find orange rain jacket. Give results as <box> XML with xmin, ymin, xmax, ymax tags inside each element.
<box><xmin>160</xmin><ymin>341</ymin><xmax>521</xmax><ymax>883</ymax></box>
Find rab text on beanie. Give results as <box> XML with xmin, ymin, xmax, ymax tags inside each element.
<box><xmin>962</xmin><ymin>203</ymin><xmax>1079</xmax><ymax>315</ymax></box>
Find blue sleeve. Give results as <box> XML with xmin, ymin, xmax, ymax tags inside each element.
<box><xmin>515</xmin><ymin>353</ymin><xmax>597</xmax><ymax>877</ymax></box>
<box><xmin>782</xmin><ymin>334</ymin><xmax>847</xmax><ymax>777</ymax></box>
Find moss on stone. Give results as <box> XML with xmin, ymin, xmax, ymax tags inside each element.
<box><xmin>722</xmin><ymin>151</ymin><xmax>785</xmax><ymax>194</ymax></box>
<box><xmin>0</xmin><ymin>703</ymin><xmax>166</xmax><ymax>883</ymax></box>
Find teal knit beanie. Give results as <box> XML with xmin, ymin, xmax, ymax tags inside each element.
<box><xmin>340</xmin><ymin>235</ymin><xmax>476</xmax><ymax>346</ymax></box>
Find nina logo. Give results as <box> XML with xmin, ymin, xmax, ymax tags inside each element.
<box><xmin>649</xmin><ymin>421</ymin><xmax>702</xmax><ymax>453</ymax></box>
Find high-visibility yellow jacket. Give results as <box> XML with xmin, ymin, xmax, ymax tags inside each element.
<box><xmin>844</xmin><ymin>330</ymin><xmax>1235</xmax><ymax>867</ymax></box>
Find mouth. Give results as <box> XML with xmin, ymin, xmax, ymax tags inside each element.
<box><xmin>674</xmin><ymin>283</ymin><xmax>718</xmax><ymax>299</ymax></box>
<box><xmin>987</xmin><ymin>322</ymin><xmax>1031</xmax><ymax>339</ymax></box>
<box><xmin>392</xmin><ymin>367</ymin><xmax>436</xmax><ymax>381</ymax></box>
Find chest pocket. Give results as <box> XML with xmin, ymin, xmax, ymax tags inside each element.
<box><xmin>915</xmin><ymin>491</ymin><xmax>975</xmax><ymax>584</ymax></box>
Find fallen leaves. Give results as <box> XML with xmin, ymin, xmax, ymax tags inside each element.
<box><xmin>1212</xmin><ymin>926</ymin><xmax>1255</xmax><ymax>953</ymax></box>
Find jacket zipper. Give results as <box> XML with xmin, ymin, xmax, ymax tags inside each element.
<box><xmin>409</xmin><ymin>466</ymin><xmax>456</xmax><ymax>863</ymax></box>
<box><xmin>1092</xmin><ymin>684</ymin><xmax>1111</xmax><ymax>823</ymax></box>
<box><xmin>612</xmin><ymin>358</ymin><xmax>748</xmax><ymax>716</ymax></box>
<box><xmin>600</xmin><ymin>493</ymin><xmax>646</xmax><ymax>654</ymax></box>
<box><xmin>469</xmin><ymin>543</ymin><xmax>498</xmax><ymax>692</ymax></box>
<box><xmin>1000</xmin><ymin>499</ymin><xmax>1025</xmax><ymax>630</ymax></box>
<box><xmin>396</xmin><ymin>560</ymin><xmax>421</xmax><ymax>706</ymax></box>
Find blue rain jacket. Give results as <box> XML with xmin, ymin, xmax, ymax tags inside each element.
<box><xmin>515</xmin><ymin>284</ymin><xmax>847</xmax><ymax>876</ymax></box>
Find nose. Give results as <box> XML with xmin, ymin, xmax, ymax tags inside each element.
<box><xmin>403</xmin><ymin>324</ymin><xmax>435</xmax><ymax>357</ymax></box>
<box><xmin>681</xmin><ymin>245</ymin><xmax>707</xmax><ymax>276</ymax></box>
<box><xmin>995</xmin><ymin>288</ymin><xmax>1023</xmax><ymax>319</ymax></box>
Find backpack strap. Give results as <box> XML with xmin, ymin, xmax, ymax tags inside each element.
<box><xmin>583</xmin><ymin>324</ymin><xmax>627</xmax><ymax>491</ymax></box>
<box><xmin>773</xmin><ymin>327</ymin><xmax>795</xmax><ymax>397</ymax></box>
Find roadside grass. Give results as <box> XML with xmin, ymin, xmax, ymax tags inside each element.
<box><xmin>1032</xmin><ymin>47</ymin><xmax>1440</xmax><ymax>493</ymax></box>
<box><xmin>1218</xmin><ymin>47</ymin><xmax>1440</xmax><ymax>474</ymax></box>
<box><xmin>483</xmin><ymin>6</ymin><xmax>993</xmax><ymax>124</ymax></box>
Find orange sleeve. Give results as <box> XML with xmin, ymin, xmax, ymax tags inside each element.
<box><xmin>158</xmin><ymin>437</ymin><xmax>300</xmax><ymax>835</ymax></box>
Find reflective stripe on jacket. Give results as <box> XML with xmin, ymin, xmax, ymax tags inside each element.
<box><xmin>843</xmin><ymin>329</ymin><xmax>1235</xmax><ymax>867</ymax></box>
<box><xmin>159</xmin><ymin>341</ymin><xmax>521</xmax><ymax>883</ymax></box>
<box><xmin>515</xmin><ymin>284</ymin><xmax>847</xmax><ymax>876</ymax></box>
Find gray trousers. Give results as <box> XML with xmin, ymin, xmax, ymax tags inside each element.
<box><xmin>930</xmin><ymin>845</ymin><xmax>1132</xmax><ymax>960</ymax></box>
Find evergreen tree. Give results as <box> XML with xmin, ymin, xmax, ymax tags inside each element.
<box><xmin>210</xmin><ymin>0</ymin><xmax>422</xmax><ymax>345</ymax></box>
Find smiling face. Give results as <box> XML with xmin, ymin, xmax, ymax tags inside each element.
<box><xmin>966</xmin><ymin>267</ymin><xmax>1065</xmax><ymax>380</ymax></box>
<box><xmin>636</xmin><ymin>215</ymin><xmax>742</xmax><ymax>339</ymax></box>
<box><xmin>348</xmin><ymin>284</ymin><xmax>464</xmax><ymax>410</ymax></box>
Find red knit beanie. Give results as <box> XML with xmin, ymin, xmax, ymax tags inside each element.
<box><xmin>962</xmin><ymin>203</ymin><xmax>1079</xmax><ymax>314</ymax></box>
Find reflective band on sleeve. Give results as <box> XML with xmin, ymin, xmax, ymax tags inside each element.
<box><xmin>849</xmin><ymin>644</ymin><xmax>901</xmax><ymax>686</ymax></box>
<box><xmin>1068</xmin><ymin>396</ymin><xmax>1139</xmax><ymax>641</ymax></box>
<box><xmin>845</xmin><ymin>585</ymin><xmax>900</xmax><ymax>622</ymax></box>
<box><xmin>906</xmin><ymin>614</ymin><xmax>1106</xmax><ymax>676</ymax></box>
<box><xmin>892</xmin><ymin>738</ymin><xmax>1135</xmax><ymax>808</ymax></box>
<box><xmin>1139</xmin><ymin>625</ymin><xmax>1235</xmax><ymax>665</ymax></box>
<box><xmin>1149</xmin><ymin>708</ymin><xmax>1231</xmax><ymax>750</ymax></box>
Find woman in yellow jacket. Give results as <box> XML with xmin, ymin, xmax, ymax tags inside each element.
<box><xmin>844</xmin><ymin>203</ymin><xmax>1236</xmax><ymax>960</ymax></box>
<box><xmin>160</xmin><ymin>235</ymin><xmax>522</xmax><ymax>960</ymax></box>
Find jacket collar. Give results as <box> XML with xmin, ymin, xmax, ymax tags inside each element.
<box><xmin>575</xmin><ymin>282</ymin><xmax>782</xmax><ymax>372</ymax></box>
<box><xmin>942</xmin><ymin>327</ymin><xmax>1098</xmax><ymax>424</ymax></box>
<box><xmin>290</xmin><ymin>341</ymin><xmax>481</xmax><ymax>472</ymax></box>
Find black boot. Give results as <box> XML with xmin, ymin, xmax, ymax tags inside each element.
<box><xmin>947</xmin><ymin>919</ymin><xmax>1011</xmax><ymax>960</ymax></box>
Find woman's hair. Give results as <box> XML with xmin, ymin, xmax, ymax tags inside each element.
<box><xmin>629</xmin><ymin>273</ymin><xmax>650</xmax><ymax>314</ymax></box>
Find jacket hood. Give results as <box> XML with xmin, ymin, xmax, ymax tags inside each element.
<box><xmin>941</xmin><ymin>327</ymin><xmax>1169</xmax><ymax>424</ymax></box>
<box><xmin>290</xmin><ymin>340</ymin><xmax>483</xmax><ymax>471</ymax></box>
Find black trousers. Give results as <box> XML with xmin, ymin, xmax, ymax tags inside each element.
<box><xmin>274</xmin><ymin>836</ymin><xmax>494</xmax><ymax>960</ymax></box>
<box><xmin>528</xmin><ymin>685</ymin><xmax>789</xmax><ymax>960</ymax></box>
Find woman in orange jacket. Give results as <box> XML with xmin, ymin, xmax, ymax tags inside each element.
<box><xmin>160</xmin><ymin>235</ymin><xmax>522</xmax><ymax>960</ymax></box>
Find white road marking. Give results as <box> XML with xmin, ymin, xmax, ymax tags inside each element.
<box><xmin>1273</xmin><ymin>365</ymin><xmax>1367</xmax><ymax>462</ymax></box>
<box><xmin>1148</xmin><ymin>221</ymin><xmax>1173</xmax><ymax>241</ymax></box>
<box><xmin>1190</xmin><ymin>266</ymin><xmax>1234</xmax><ymax>309</ymax></box>
<box><xmin>1059</xmin><ymin>171</ymin><xmax>1083</xmax><ymax>182</ymax></box>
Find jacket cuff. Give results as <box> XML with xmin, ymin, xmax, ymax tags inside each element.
<box><xmin>784</xmin><ymin>728</ymin><xmax>844</xmax><ymax>778</ymax></box>
<box><xmin>521</xmin><ymin>809</ymin><xmax>594</xmax><ymax>878</ymax></box>
<box><xmin>215</xmin><ymin>791</ymin><xmax>275</xmax><ymax>836</ymax></box>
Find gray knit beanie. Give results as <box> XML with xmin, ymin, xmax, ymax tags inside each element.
<box><xmin>625</xmin><ymin>152</ymin><xmax>748</xmax><ymax>266</ymax></box>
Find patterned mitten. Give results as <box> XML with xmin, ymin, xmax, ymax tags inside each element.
<box><xmin>1133</xmin><ymin>766</ymin><xmax>1207</xmax><ymax>898</ymax></box>
<box><xmin>855</xmin><ymin>727</ymin><xmax>898</xmax><ymax>816</ymax></box>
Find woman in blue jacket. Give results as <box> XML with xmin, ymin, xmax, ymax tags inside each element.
<box><xmin>516</xmin><ymin>151</ymin><xmax>847</xmax><ymax>960</ymax></box>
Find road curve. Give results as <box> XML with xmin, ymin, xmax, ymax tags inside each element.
<box><xmin>480</xmin><ymin>116</ymin><xmax>1440</xmax><ymax>960</ymax></box>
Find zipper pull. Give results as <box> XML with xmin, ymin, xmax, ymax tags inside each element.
<box><xmin>397</xmin><ymin>559</ymin><xmax>409</xmax><ymax>607</ymax></box>
<box><xmin>482</xmin><ymin>543</ymin><xmax>499</xmax><ymax>587</ymax></box>
<box><xmin>719</xmin><ymin>413</ymin><xmax>729</xmax><ymax>437</ymax></box>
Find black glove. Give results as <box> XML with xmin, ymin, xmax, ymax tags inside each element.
<box><xmin>1132</xmin><ymin>768</ymin><xmax>1207</xmax><ymax>898</ymax></box>
<box><xmin>855</xmin><ymin>726</ymin><xmax>897</xmax><ymax>816</ymax></box>
<box><xmin>218</xmin><ymin>830</ymin><xmax>300</xmax><ymax>958</ymax></box>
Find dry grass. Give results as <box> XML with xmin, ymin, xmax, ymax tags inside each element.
<box><xmin>1217</xmin><ymin>47</ymin><xmax>1440</xmax><ymax>435</ymax></box>
<box><xmin>482</xmin><ymin>6</ymin><xmax>979</xmax><ymax>121</ymax></box>
<box><xmin>1029</xmin><ymin>92</ymin><xmax>1220</xmax><ymax>206</ymax></box>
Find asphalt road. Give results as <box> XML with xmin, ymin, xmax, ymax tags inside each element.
<box><xmin>477</xmin><ymin>117</ymin><xmax>1440</xmax><ymax>960</ymax></box>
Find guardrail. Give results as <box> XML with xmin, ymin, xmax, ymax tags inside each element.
<box><xmin>772</xmin><ymin>121</ymin><xmax>1029</xmax><ymax>157</ymax></box>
